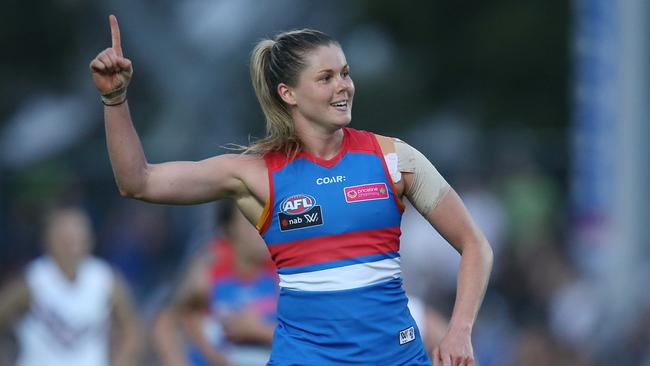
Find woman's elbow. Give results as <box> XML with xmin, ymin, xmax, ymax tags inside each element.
<box><xmin>116</xmin><ymin>182</ymin><xmax>147</xmax><ymax>200</ymax></box>
<box><xmin>480</xmin><ymin>239</ymin><xmax>494</xmax><ymax>269</ymax></box>
<box><xmin>118</xmin><ymin>187</ymin><xmax>136</xmax><ymax>198</ymax></box>
<box><xmin>115</xmin><ymin>169</ymin><xmax>150</xmax><ymax>199</ymax></box>
<box><xmin>464</xmin><ymin>236</ymin><xmax>493</xmax><ymax>266</ymax></box>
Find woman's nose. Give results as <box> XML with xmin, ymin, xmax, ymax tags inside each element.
<box><xmin>336</xmin><ymin>76</ymin><xmax>352</xmax><ymax>93</ymax></box>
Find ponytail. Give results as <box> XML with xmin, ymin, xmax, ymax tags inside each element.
<box><xmin>245</xmin><ymin>29</ymin><xmax>337</xmax><ymax>157</ymax></box>
<box><xmin>247</xmin><ymin>39</ymin><xmax>301</xmax><ymax>157</ymax></box>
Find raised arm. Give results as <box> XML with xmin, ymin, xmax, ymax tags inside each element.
<box><xmin>89</xmin><ymin>15</ymin><xmax>255</xmax><ymax>205</ymax></box>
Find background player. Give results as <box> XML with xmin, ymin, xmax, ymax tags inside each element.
<box><xmin>0</xmin><ymin>205</ymin><xmax>142</xmax><ymax>366</ymax></box>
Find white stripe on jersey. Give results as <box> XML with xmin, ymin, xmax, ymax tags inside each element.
<box><xmin>279</xmin><ymin>257</ymin><xmax>401</xmax><ymax>291</ymax></box>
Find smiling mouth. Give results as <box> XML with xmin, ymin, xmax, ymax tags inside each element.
<box><xmin>330</xmin><ymin>100</ymin><xmax>349</xmax><ymax>110</ymax></box>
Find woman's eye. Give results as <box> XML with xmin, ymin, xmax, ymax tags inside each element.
<box><xmin>342</xmin><ymin>70</ymin><xmax>350</xmax><ymax>77</ymax></box>
<box><xmin>320</xmin><ymin>75</ymin><xmax>331</xmax><ymax>83</ymax></box>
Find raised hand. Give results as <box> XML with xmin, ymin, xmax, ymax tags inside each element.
<box><xmin>89</xmin><ymin>15</ymin><xmax>133</xmax><ymax>105</ymax></box>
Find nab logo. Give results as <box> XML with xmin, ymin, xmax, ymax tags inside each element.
<box><xmin>278</xmin><ymin>194</ymin><xmax>324</xmax><ymax>231</ymax></box>
<box><xmin>281</xmin><ymin>194</ymin><xmax>316</xmax><ymax>215</ymax></box>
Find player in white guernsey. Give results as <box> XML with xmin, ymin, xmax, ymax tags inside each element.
<box><xmin>0</xmin><ymin>206</ymin><xmax>142</xmax><ymax>366</ymax></box>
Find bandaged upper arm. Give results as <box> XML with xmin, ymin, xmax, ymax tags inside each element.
<box><xmin>394</xmin><ymin>140</ymin><xmax>450</xmax><ymax>217</ymax></box>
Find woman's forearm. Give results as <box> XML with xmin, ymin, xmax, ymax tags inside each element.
<box><xmin>448</xmin><ymin>239</ymin><xmax>493</xmax><ymax>333</ymax></box>
<box><xmin>104</xmin><ymin>102</ymin><xmax>149</xmax><ymax>198</ymax></box>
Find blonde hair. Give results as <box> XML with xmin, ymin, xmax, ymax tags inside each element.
<box><xmin>247</xmin><ymin>29</ymin><xmax>337</xmax><ymax>157</ymax></box>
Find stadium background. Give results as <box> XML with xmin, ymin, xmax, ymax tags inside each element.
<box><xmin>0</xmin><ymin>1</ymin><xmax>648</xmax><ymax>364</ymax></box>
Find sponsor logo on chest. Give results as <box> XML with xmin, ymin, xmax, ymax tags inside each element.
<box><xmin>343</xmin><ymin>182</ymin><xmax>389</xmax><ymax>203</ymax></box>
<box><xmin>278</xmin><ymin>194</ymin><xmax>324</xmax><ymax>231</ymax></box>
<box><xmin>316</xmin><ymin>175</ymin><xmax>346</xmax><ymax>185</ymax></box>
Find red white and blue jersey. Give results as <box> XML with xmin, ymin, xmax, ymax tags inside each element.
<box><xmin>208</xmin><ymin>239</ymin><xmax>278</xmax><ymax>325</ymax></box>
<box><xmin>187</xmin><ymin>239</ymin><xmax>278</xmax><ymax>366</ymax></box>
<box><xmin>258</xmin><ymin>128</ymin><xmax>430</xmax><ymax>365</ymax></box>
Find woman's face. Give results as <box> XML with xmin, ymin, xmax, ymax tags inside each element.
<box><xmin>288</xmin><ymin>44</ymin><xmax>355</xmax><ymax>131</ymax></box>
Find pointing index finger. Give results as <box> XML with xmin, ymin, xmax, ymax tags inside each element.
<box><xmin>109</xmin><ymin>14</ymin><xmax>123</xmax><ymax>57</ymax></box>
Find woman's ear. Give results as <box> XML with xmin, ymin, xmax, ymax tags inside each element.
<box><xmin>277</xmin><ymin>83</ymin><xmax>297</xmax><ymax>106</ymax></box>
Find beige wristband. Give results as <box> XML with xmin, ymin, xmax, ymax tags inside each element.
<box><xmin>101</xmin><ymin>86</ymin><xmax>127</xmax><ymax>106</ymax></box>
<box><xmin>101</xmin><ymin>66</ymin><xmax>133</xmax><ymax>106</ymax></box>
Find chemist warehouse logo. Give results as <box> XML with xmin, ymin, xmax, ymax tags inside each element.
<box><xmin>278</xmin><ymin>194</ymin><xmax>324</xmax><ymax>231</ymax></box>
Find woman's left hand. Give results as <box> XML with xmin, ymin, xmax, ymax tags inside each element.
<box><xmin>432</xmin><ymin>327</ymin><xmax>474</xmax><ymax>366</ymax></box>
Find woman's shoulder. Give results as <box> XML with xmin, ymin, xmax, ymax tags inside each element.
<box><xmin>371</xmin><ymin>132</ymin><xmax>401</xmax><ymax>155</ymax></box>
<box><xmin>341</xmin><ymin>127</ymin><xmax>394</xmax><ymax>154</ymax></box>
<box><xmin>199</xmin><ymin>153</ymin><xmax>268</xmax><ymax>185</ymax></box>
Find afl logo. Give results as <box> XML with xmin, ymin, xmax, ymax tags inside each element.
<box><xmin>281</xmin><ymin>194</ymin><xmax>316</xmax><ymax>215</ymax></box>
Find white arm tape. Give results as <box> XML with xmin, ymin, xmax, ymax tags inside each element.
<box><xmin>394</xmin><ymin>140</ymin><xmax>450</xmax><ymax>217</ymax></box>
<box><xmin>384</xmin><ymin>152</ymin><xmax>401</xmax><ymax>183</ymax></box>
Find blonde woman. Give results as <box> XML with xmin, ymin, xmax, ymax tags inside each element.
<box><xmin>90</xmin><ymin>15</ymin><xmax>492</xmax><ymax>366</ymax></box>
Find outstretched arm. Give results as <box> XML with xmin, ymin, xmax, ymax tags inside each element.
<box><xmin>90</xmin><ymin>15</ymin><xmax>251</xmax><ymax>205</ymax></box>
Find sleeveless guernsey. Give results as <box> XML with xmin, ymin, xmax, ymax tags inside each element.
<box><xmin>187</xmin><ymin>238</ymin><xmax>278</xmax><ymax>366</ymax></box>
<box><xmin>259</xmin><ymin>128</ymin><xmax>431</xmax><ymax>365</ymax></box>
<box><xmin>15</xmin><ymin>256</ymin><xmax>114</xmax><ymax>366</ymax></box>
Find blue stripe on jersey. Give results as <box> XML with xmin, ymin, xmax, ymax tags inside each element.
<box><xmin>268</xmin><ymin>278</ymin><xmax>431</xmax><ymax>365</ymax></box>
<box><xmin>276</xmin><ymin>252</ymin><xmax>400</xmax><ymax>275</ymax></box>
<box><xmin>264</xmin><ymin>152</ymin><xmax>401</xmax><ymax>245</ymax></box>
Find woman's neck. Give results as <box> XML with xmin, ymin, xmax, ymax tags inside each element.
<box><xmin>294</xmin><ymin>122</ymin><xmax>345</xmax><ymax>160</ymax></box>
